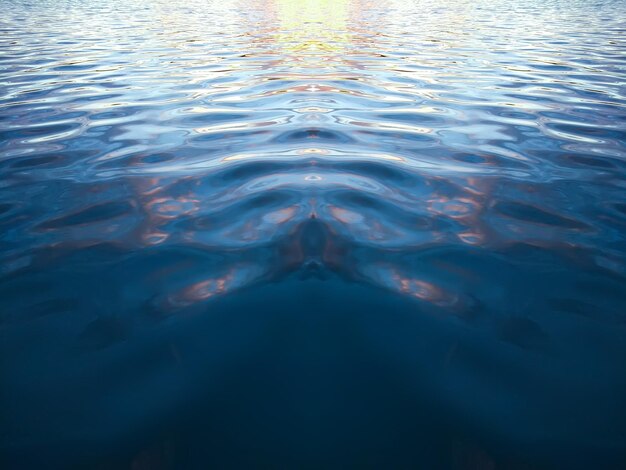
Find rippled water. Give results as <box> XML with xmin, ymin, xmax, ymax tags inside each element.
<box><xmin>1</xmin><ymin>0</ymin><xmax>626</xmax><ymax>468</ymax></box>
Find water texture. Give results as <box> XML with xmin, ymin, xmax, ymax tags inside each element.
<box><xmin>1</xmin><ymin>0</ymin><xmax>626</xmax><ymax>468</ymax></box>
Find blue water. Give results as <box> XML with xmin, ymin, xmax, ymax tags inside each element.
<box><xmin>1</xmin><ymin>0</ymin><xmax>626</xmax><ymax>468</ymax></box>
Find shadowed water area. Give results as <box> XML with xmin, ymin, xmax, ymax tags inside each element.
<box><xmin>1</xmin><ymin>0</ymin><xmax>626</xmax><ymax>468</ymax></box>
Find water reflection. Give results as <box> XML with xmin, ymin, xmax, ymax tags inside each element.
<box><xmin>1</xmin><ymin>0</ymin><xmax>626</xmax><ymax>468</ymax></box>
<box><xmin>272</xmin><ymin>0</ymin><xmax>351</xmax><ymax>57</ymax></box>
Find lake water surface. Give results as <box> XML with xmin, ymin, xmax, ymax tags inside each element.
<box><xmin>1</xmin><ymin>0</ymin><xmax>626</xmax><ymax>468</ymax></box>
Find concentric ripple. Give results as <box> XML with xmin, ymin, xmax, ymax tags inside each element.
<box><xmin>1</xmin><ymin>0</ymin><xmax>626</xmax><ymax>468</ymax></box>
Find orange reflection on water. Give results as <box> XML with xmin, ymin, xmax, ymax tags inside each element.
<box><xmin>329</xmin><ymin>206</ymin><xmax>364</xmax><ymax>224</ymax></box>
<box><xmin>165</xmin><ymin>264</ymin><xmax>263</xmax><ymax>309</ymax></box>
<box><xmin>392</xmin><ymin>272</ymin><xmax>453</xmax><ymax>306</ymax></box>
<box><xmin>362</xmin><ymin>264</ymin><xmax>459</xmax><ymax>307</ymax></box>
<box><xmin>181</xmin><ymin>274</ymin><xmax>231</xmax><ymax>302</ymax></box>
<box><xmin>263</xmin><ymin>206</ymin><xmax>298</xmax><ymax>224</ymax></box>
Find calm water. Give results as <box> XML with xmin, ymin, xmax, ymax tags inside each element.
<box><xmin>1</xmin><ymin>0</ymin><xmax>626</xmax><ymax>468</ymax></box>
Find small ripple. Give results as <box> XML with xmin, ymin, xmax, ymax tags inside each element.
<box><xmin>37</xmin><ymin>201</ymin><xmax>136</xmax><ymax>230</ymax></box>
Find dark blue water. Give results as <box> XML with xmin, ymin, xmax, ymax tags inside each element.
<box><xmin>1</xmin><ymin>0</ymin><xmax>626</xmax><ymax>468</ymax></box>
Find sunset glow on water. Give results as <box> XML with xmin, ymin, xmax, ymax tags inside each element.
<box><xmin>1</xmin><ymin>0</ymin><xmax>626</xmax><ymax>468</ymax></box>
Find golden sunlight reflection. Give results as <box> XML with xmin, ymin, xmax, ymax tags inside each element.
<box><xmin>271</xmin><ymin>0</ymin><xmax>352</xmax><ymax>65</ymax></box>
